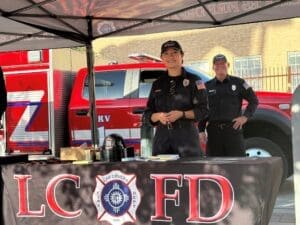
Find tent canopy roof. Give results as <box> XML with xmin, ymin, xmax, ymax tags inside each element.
<box><xmin>0</xmin><ymin>0</ymin><xmax>300</xmax><ymax>51</ymax></box>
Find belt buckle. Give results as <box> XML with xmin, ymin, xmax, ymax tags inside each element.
<box><xmin>167</xmin><ymin>122</ymin><xmax>173</xmax><ymax>130</ymax></box>
<box><xmin>219</xmin><ymin>123</ymin><xmax>226</xmax><ymax>130</ymax></box>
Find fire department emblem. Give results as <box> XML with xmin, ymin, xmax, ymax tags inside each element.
<box><xmin>93</xmin><ymin>170</ymin><xmax>141</xmax><ymax>225</ymax></box>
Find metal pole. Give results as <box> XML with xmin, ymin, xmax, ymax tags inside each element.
<box><xmin>86</xmin><ymin>18</ymin><xmax>99</xmax><ymax>149</ymax></box>
<box><xmin>292</xmin><ymin>85</ymin><xmax>300</xmax><ymax>225</ymax></box>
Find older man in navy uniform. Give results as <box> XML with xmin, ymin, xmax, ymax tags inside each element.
<box><xmin>199</xmin><ymin>54</ymin><xmax>258</xmax><ymax>157</ymax></box>
<box><xmin>145</xmin><ymin>41</ymin><xmax>208</xmax><ymax>157</ymax></box>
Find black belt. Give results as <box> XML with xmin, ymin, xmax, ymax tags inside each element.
<box><xmin>209</xmin><ymin>121</ymin><xmax>233</xmax><ymax>130</ymax></box>
<box><xmin>158</xmin><ymin>120</ymin><xmax>194</xmax><ymax>130</ymax></box>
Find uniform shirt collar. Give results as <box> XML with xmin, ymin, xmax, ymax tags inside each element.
<box><xmin>214</xmin><ymin>75</ymin><xmax>230</xmax><ymax>84</ymax></box>
<box><xmin>166</xmin><ymin>67</ymin><xmax>187</xmax><ymax>79</ymax></box>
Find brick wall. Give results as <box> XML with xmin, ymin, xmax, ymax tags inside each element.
<box><xmin>92</xmin><ymin>18</ymin><xmax>300</xmax><ymax>76</ymax></box>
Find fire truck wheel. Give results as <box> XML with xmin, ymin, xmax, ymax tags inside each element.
<box><xmin>245</xmin><ymin>137</ymin><xmax>288</xmax><ymax>183</ymax></box>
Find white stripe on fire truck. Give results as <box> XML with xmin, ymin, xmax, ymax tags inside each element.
<box><xmin>72</xmin><ymin>128</ymin><xmax>141</xmax><ymax>141</ymax></box>
<box><xmin>7</xmin><ymin>90</ymin><xmax>45</xmax><ymax>102</ymax></box>
<box><xmin>7</xmin><ymin>90</ymin><xmax>49</xmax><ymax>142</ymax></box>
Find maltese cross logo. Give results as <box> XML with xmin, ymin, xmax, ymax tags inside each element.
<box><xmin>93</xmin><ymin>170</ymin><xmax>141</xmax><ymax>225</ymax></box>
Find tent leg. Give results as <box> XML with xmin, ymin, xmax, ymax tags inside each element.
<box><xmin>292</xmin><ymin>86</ymin><xmax>300</xmax><ymax>225</ymax></box>
<box><xmin>86</xmin><ymin>42</ymin><xmax>99</xmax><ymax>149</ymax></box>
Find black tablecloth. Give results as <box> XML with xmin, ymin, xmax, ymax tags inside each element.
<box><xmin>0</xmin><ymin>157</ymin><xmax>282</xmax><ymax>225</ymax></box>
<box><xmin>0</xmin><ymin>154</ymin><xmax>28</xmax><ymax>164</ymax></box>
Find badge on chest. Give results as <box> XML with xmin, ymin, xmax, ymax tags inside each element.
<box><xmin>183</xmin><ymin>79</ymin><xmax>189</xmax><ymax>87</ymax></box>
<box><xmin>231</xmin><ymin>84</ymin><xmax>237</xmax><ymax>91</ymax></box>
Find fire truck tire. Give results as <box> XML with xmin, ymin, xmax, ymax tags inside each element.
<box><xmin>245</xmin><ymin>137</ymin><xmax>288</xmax><ymax>183</ymax></box>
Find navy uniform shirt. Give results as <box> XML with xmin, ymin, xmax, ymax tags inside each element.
<box><xmin>199</xmin><ymin>75</ymin><xmax>258</xmax><ymax>131</ymax></box>
<box><xmin>144</xmin><ymin>68</ymin><xmax>208</xmax><ymax>125</ymax></box>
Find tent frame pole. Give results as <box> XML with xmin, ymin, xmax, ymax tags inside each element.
<box><xmin>86</xmin><ymin>18</ymin><xmax>99</xmax><ymax>149</ymax></box>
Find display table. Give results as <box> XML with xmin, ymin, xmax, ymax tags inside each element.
<box><xmin>0</xmin><ymin>157</ymin><xmax>282</xmax><ymax>225</ymax></box>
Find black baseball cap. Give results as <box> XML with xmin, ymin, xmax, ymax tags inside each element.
<box><xmin>161</xmin><ymin>40</ymin><xmax>183</xmax><ymax>54</ymax></box>
<box><xmin>213</xmin><ymin>54</ymin><xmax>228</xmax><ymax>64</ymax></box>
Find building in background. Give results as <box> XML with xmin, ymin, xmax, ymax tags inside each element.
<box><xmin>92</xmin><ymin>18</ymin><xmax>300</xmax><ymax>92</ymax></box>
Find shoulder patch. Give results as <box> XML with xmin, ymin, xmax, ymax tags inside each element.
<box><xmin>243</xmin><ymin>81</ymin><xmax>251</xmax><ymax>90</ymax></box>
<box><xmin>196</xmin><ymin>80</ymin><xmax>206</xmax><ymax>90</ymax></box>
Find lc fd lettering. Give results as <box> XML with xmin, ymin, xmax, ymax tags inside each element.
<box><xmin>14</xmin><ymin>173</ymin><xmax>234</xmax><ymax>223</ymax></box>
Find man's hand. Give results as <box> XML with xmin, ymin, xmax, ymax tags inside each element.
<box><xmin>166</xmin><ymin>110</ymin><xmax>183</xmax><ymax>123</ymax></box>
<box><xmin>151</xmin><ymin>112</ymin><xmax>169</xmax><ymax>125</ymax></box>
<box><xmin>199</xmin><ymin>132</ymin><xmax>207</xmax><ymax>144</ymax></box>
<box><xmin>232</xmin><ymin>116</ymin><xmax>248</xmax><ymax>130</ymax></box>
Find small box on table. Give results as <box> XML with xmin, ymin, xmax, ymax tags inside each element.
<box><xmin>60</xmin><ymin>147</ymin><xmax>94</xmax><ymax>161</ymax></box>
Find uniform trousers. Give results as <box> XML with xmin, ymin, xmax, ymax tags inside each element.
<box><xmin>152</xmin><ymin>121</ymin><xmax>203</xmax><ymax>157</ymax></box>
<box><xmin>206</xmin><ymin>122</ymin><xmax>245</xmax><ymax>157</ymax></box>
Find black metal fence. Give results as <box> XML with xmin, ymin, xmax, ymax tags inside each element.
<box><xmin>240</xmin><ymin>67</ymin><xmax>300</xmax><ymax>93</ymax></box>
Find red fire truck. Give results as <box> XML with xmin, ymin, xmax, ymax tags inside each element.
<box><xmin>1</xmin><ymin>49</ymin><xmax>74</xmax><ymax>154</ymax></box>
<box><xmin>0</xmin><ymin>49</ymin><xmax>293</xmax><ymax>178</ymax></box>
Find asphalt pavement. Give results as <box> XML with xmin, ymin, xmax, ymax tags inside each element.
<box><xmin>269</xmin><ymin>177</ymin><xmax>295</xmax><ymax>225</ymax></box>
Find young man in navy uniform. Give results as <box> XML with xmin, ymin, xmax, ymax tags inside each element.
<box><xmin>144</xmin><ymin>40</ymin><xmax>208</xmax><ymax>157</ymax></box>
<box><xmin>199</xmin><ymin>54</ymin><xmax>258</xmax><ymax>156</ymax></box>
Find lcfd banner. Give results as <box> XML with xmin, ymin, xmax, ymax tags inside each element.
<box><xmin>0</xmin><ymin>158</ymin><xmax>282</xmax><ymax>225</ymax></box>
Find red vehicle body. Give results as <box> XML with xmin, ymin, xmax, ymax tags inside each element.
<box><xmin>0</xmin><ymin>50</ymin><xmax>293</xmax><ymax>178</ymax></box>
<box><xmin>1</xmin><ymin>49</ymin><xmax>73</xmax><ymax>154</ymax></box>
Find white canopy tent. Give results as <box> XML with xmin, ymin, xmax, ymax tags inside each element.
<box><xmin>1</xmin><ymin>0</ymin><xmax>300</xmax><ymax>51</ymax></box>
<box><xmin>0</xmin><ymin>0</ymin><xmax>300</xmax><ymax>148</ymax></box>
